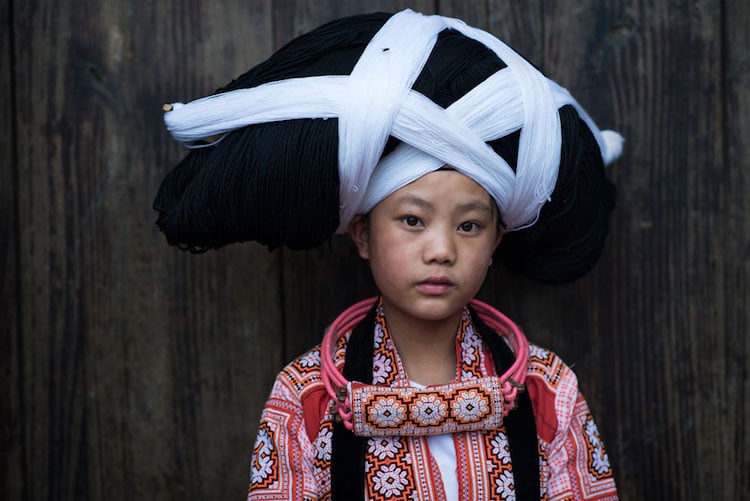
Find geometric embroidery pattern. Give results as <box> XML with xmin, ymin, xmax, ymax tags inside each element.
<box><xmin>371</xmin><ymin>311</ymin><xmax>400</xmax><ymax>385</ymax></box>
<box><xmin>458</xmin><ymin>311</ymin><xmax>485</xmax><ymax>379</ymax></box>
<box><xmin>484</xmin><ymin>429</ymin><xmax>515</xmax><ymax>499</ymax></box>
<box><xmin>538</xmin><ymin>440</ymin><xmax>550</xmax><ymax>500</ymax></box>
<box><xmin>364</xmin><ymin>436</ymin><xmax>416</xmax><ymax>501</ymax></box>
<box><xmin>313</xmin><ymin>421</ymin><xmax>333</xmax><ymax>498</ymax></box>
<box><xmin>250</xmin><ymin>422</ymin><xmax>279</xmax><ymax>489</ymax></box>
<box><xmin>283</xmin><ymin>347</ymin><xmax>324</xmax><ymax>393</ymax></box>
<box><xmin>569</xmin><ymin>398</ymin><xmax>617</xmax><ymax>499</ymax></box>
<box><xmin>528</xmin><ymin>344</ymin><xmax>565</xmax><ymax>390</ymax></box>
<box><xmin>351</xmin><ymin>377</ymin><xmax>505</xmax><ymax>437</ymax></box>
<box><xmin>583</xmin><ymin>414</ymin><xmax>613</xmax><ymax>481</ymax></box>
<box><xmin>313</xmin><ymin>422</ymin><xmax>333</xmax><ymax>470</ymax></box>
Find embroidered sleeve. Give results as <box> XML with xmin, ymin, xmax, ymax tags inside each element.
<box><xmin>544</xmin><ymin>364</ymin><xmax>618</xmax><ymax>500</ymax></box>
<box><xmin>247</xmin><ymin>374</ymin><xmax>319</xmax><ymax>500</ymax></box>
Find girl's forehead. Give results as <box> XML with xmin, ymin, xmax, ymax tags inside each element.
<box><xmin>381</xmin><ymin>170</ymin><xmax>494</xmax><ymax>209</ymax></box>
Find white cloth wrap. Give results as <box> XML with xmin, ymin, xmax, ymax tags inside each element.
<box><xmin>164</xmin><ymin>9</ymin><xmax>623</xmax><ymax>233</ymax></box>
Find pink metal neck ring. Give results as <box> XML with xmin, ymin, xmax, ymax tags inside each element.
<box><xmin>320</xmin><ymin>298</ymin><xmax>529</xmax><ymax>431</ymax></box>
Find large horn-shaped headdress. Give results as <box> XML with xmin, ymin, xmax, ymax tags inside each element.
<box><xmin>155</xmin><ymin>10</ymin><xmax>622</xmax><ymax>282</ymax></box>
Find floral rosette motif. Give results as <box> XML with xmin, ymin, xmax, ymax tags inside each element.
<box><xmin>368</xmin><ymin>436</ymin><xmax>404</xmax><ymax>460</ymax></box>
<box><xmin>368</xmin><ymin>396</ymin><xmax>407</xmax><ymax>428</ymax></box>
<box><xmin>452</xmin><ymin>389</ymin><xmax>490</xmax><ymax>423</ymax></box>
<box><xmin>372</xmin><ymin>464</ymin><xmax>411</xmax><ymax>498</ymax></box>
<box><xmin>410</xmin><ymin>394</ymin><xmax>449</xmax><ymax>426</ymax></box>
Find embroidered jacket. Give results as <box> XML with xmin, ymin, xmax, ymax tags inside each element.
<box><xmin>248</xmin><ymin>307</ymin><xmax>617</xmax><ymax>500</ymax></box>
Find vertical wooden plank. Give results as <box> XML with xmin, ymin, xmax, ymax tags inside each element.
<box><xmin>722</xmin><ymin>0</ymin><xmax>750</xmax><ymax>494</ymax></box>
<box><xmin>0</xmin><ymin>0</ymin><xmax>22</xmax><ymax>499</ymax></box>
<box><xmin>274</xmin><ymin>0</ymin><xmax>436</xmax><ymax>49</ymax></box>
<box><xmin>100</xmin><ymin>2</ymin><xmax>282</xmax><ymax>499</ymax></box>
<box><xmin>274</xmin><ymin>0</ymin><xmax>435</xmax><ymax>362</ymax></box>
<box><xmin>14</xmin><ymin>3</ymin><xmax>76</xmax><ymax>497</ymax></box>
<box><xmin>539</xmin><ymin>1</ymin><xmax>724</xmax><ymax>499</ymax></box>
<box><xmin>439</xmin><ymin>0</ymin><xmax>544</xmax><ymax>63</ymax></box>
<box><xmin>14</xmin><ymin>0</ymin><xmax>281</xmax><ymax>499</ymax></box>
<box><xmin>141</xmin><ymin>5</ymin><xmax>282</xmax><ymax>498</ymax></box>
<box><xmin>538</xmin><ymin>2</ymin><xmax>636</xmax><ymax>497</ymax></box>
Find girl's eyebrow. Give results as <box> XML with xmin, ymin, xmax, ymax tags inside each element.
<box><xmin>395</xmin><ymin>195</ymin><xmax>433</xmax><ymax>210</ymax></box>
<box><xmin>395</xmin><ymin>196</ymin><xmax>492</xmax><ymax>214</ymax></box>
<box><xmin>456</xmin><ymin>201</ymin><xmax>493</xmax><ymax>214</ymax></box>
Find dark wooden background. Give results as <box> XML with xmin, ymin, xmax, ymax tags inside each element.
<box><xmin>2</xmin><ymin>0</ymin><xmax>748</xmax><ymax>499</ymax></box>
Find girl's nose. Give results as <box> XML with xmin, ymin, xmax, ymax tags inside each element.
<box><xmin>422</xmin><ymin>227</ymin><xmax>456</xmax><ymax>264</ymax></box>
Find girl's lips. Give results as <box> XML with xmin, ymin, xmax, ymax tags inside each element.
<box><xmin>416</xmin><ymin>278</ymin><xmax>455</xmax><ymax>295</ymax></box>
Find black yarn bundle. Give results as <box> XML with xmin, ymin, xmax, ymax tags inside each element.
<box><xmin>495</xmin><ymin>106</ymin><xmax>616</xmax><ymax>283</ymax></box>
<box><xmin>154</xmin><ymin>12</ymin><xmax>616</xmax><ymax>283</ymax></box>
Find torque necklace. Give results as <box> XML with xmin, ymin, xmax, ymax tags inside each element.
<box><xmin>320</xmin><ymin>297</ymin><xmax>530</xmax><ymax>436</ymax></box>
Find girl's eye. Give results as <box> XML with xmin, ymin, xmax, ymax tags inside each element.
<box><xmin>458</xmin><ymin>221</ymin><xmax>479</xmax><ymax>232</ymax></box>
<box><xmin>402</xmin><ymin>216</ymin><xmax>422</xmax><ymax>227</ymax></box>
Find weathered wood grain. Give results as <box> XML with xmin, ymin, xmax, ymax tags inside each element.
<box><xmin>568</xmin><ymin>2</ymin><xmax>724</xmax><ymax>499</ymax></box>
<box><xmin>12</xmin><ymin>1</ymin><xmax>281</xmax><ymax>499</ymax></box>
<box><xmin>439</xmin><ymin>0</ymin><xmax>543</xmax><ymax>63</ymax></box>
<box><xmin>0</xmin><ymin>0</ymin><xmax>22</xmax><ymax>499</ymax></box>
<box><xmin>722</xmin><ymin>0</ymin><xmax>750</xmax><ymax>493</ymax></box>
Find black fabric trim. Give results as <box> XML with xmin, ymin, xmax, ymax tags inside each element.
<box><xmin>330</xmin><ymin>303</ymin><xmax>377</xmax><ymax>501</ymax></box>
<box><xmin>470</xmin><ymin>307</ymin><xmax>540</xmax><ymax>501</ymax></box>
<box><xmin>331</xmin><ymin>304</ymin><xmax>540</xmax><ymax>500</ymax></box>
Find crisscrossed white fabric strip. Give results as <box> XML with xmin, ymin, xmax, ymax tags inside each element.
<box><xmin>164</xmin><ymin>9</ymin><xmax>623</xmax><ymax>232</ymax></box>
<box><xmin>336</xmin><ymin>12</ymin><xmax>446</xmax><ymax>229</ymax></box>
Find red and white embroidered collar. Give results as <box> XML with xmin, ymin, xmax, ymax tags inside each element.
<box><xmin>321</xmin><ymin>298</ymin><xmax>529</xmax><ymax>437</ymax></box>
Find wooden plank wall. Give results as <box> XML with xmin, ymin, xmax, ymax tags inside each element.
<box><xmin>2</xmin><ymin>0</ymin><xmax>747</xmax><ymax>499</ymax></box>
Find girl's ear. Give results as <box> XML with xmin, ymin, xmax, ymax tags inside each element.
<box><xmin>493</xmin><ymin>227</ymin><xmax>504</xmax><ymax>251</ymax></box>
<box><xmin>489</xmin><ymin>227</ymin><xmax>504</xmax><ymax>266</ymax></box>
<box><xmin>348</xmin><ymin>214</ymin><xmax>370</xmax><ymax>259</ymax></box>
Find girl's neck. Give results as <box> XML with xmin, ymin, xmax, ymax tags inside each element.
<box><xmin>381</xmin><ymin>302</ymin><xmax>461</xmax><ymax>386</ymax></box>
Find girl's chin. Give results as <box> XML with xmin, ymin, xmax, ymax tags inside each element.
<box><xmin>384</xmin><ymin>296</ymin><xmax>468</xmax><ymax>323</ymax></box>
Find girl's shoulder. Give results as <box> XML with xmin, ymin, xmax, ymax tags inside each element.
<box><xmin>272</xmin><ymin>344</ymin><xmax>341</xmax><ymax>442</ymax></box>
<box><xmin>275</xmin><ymin>344</ymin><xmax>326</xmax><ymax>398</ymax></box>
<box><xmin>524</xmin><ymin>343</ymin><xmax>583</xmax><ymax>443</ymax></box>
<box><xmin>526</xmin><ymin>343</ymin><xmax>579</xmax><ymax>391</ymax></box>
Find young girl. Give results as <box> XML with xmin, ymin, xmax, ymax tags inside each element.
<box><xmin>156</xmin><ymin>10</ymin><xmax>621</xmax><ymax>500</ymax></box>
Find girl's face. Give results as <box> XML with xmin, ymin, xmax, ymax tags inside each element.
<box><xmin>349</xmin><ymin>170</ymin><xmax>502</xmax><ymax>326</ymax></box>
